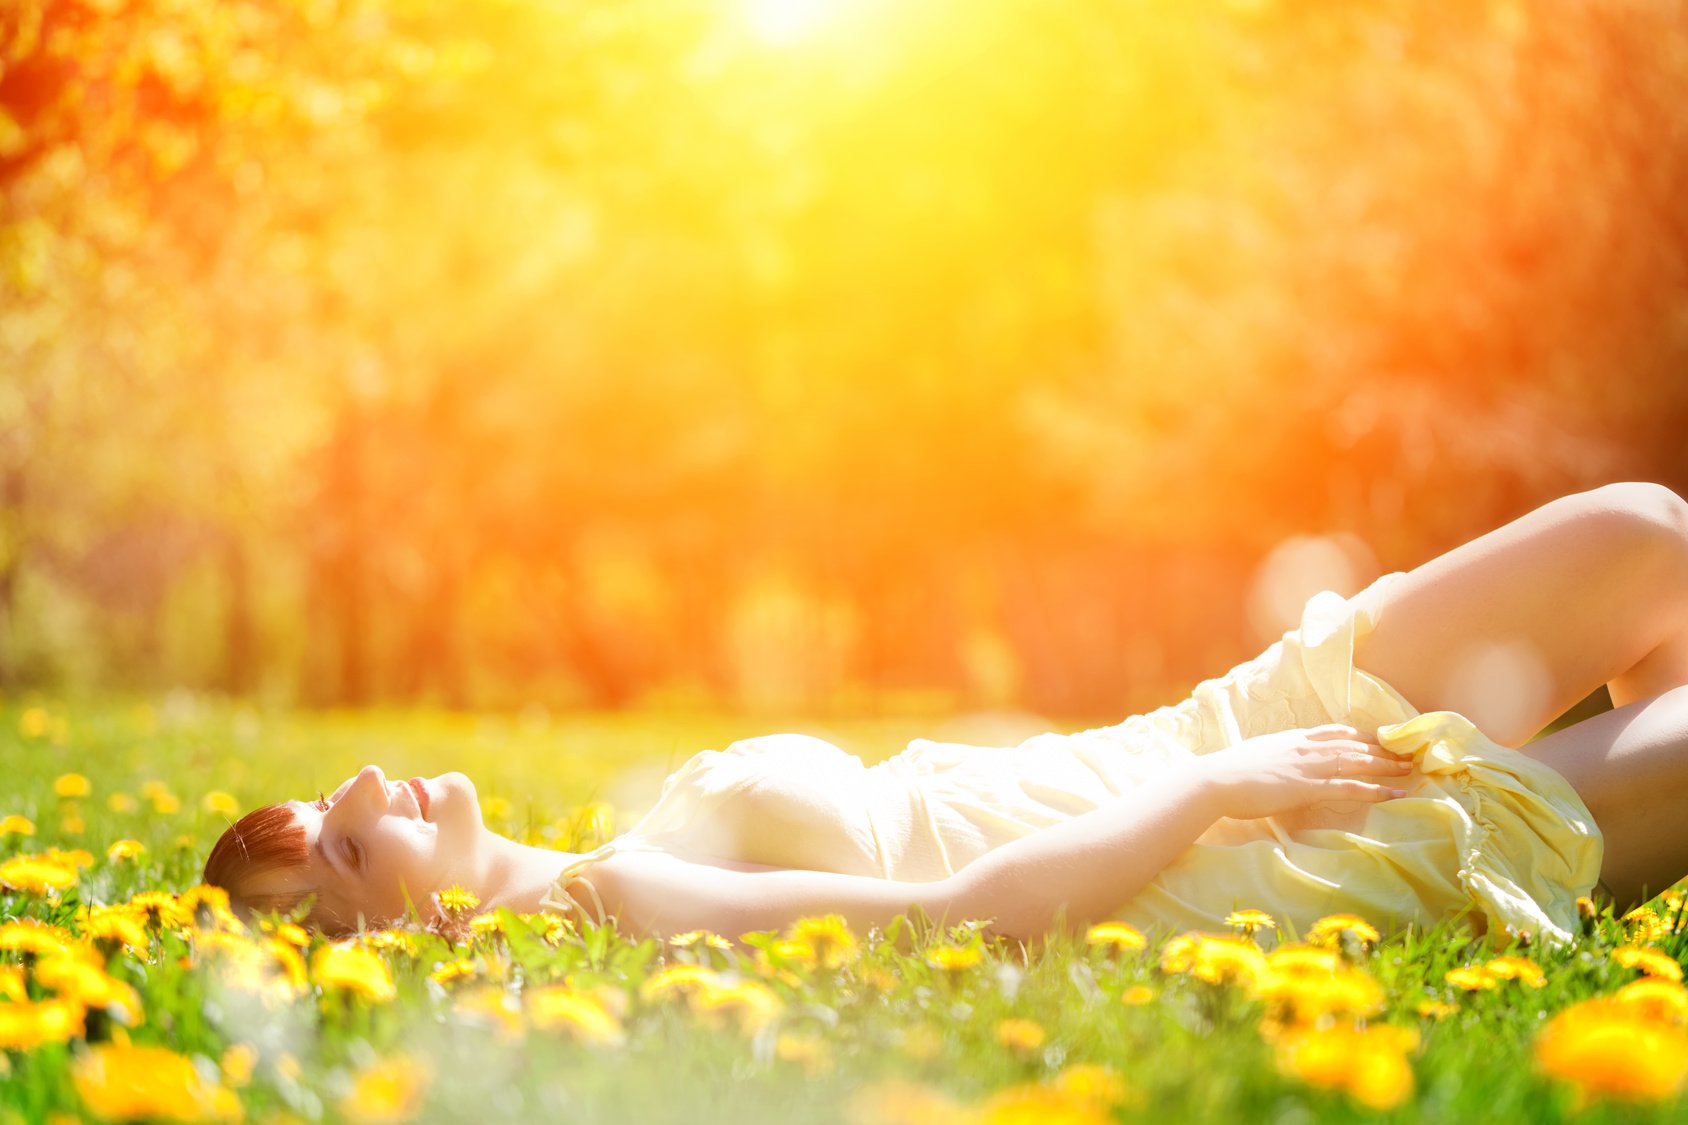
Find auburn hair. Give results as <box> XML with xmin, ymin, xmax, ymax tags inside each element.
<box><xmin>202</xmin><ymin>803</ymin><xmax>322</xmax><ymax>925</ymax></box>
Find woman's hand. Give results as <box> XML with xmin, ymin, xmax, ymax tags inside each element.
<box><xmin>1195</xmin><ymin>724</ymin><xmax>1413</xmax><ymax>821</ymax></box>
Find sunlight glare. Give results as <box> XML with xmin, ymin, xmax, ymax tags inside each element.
<box><xmin>746</xmin><ymin>0</ymin><xmax>836</xmax><ymax>46</ymax></box>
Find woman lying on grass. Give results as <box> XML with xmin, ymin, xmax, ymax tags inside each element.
<box><xmin>206</xmin><ymin>482</ymin><xmax>1688</xmax><ymax>947</ymax></box>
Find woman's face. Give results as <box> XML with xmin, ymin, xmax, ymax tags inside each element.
<box><xmin>278</xmin><ymin>765</ymin><xmax>484</xmax><ymax>927</ymax></box>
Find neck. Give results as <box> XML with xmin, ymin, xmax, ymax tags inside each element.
<box><xmin>468</xmin><ymin>830</ymin><xmax>583</xmax><ymax>914</ymax></box>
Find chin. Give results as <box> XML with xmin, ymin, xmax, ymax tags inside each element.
<box><xmin>432</xmin><ymin>771</ymin><xmax>482</xmax><ymax>832</ymax></box>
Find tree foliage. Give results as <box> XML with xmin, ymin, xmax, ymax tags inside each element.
<box><xmin>3</xmin><ymin>0</ymin><xmax>1685</xmax><ymax>714</ymax></box>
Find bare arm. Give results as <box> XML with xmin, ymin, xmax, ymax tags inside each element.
<box><xmin>600</xmin><ymin>725</ymin><xmax>1410</xmax><ymax>941</ymax></box>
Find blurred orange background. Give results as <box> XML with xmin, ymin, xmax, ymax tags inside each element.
<box><xmin>2</xmin><ymin>0</ymin><xmax>1685</xmax><ymax>718</ymax></box>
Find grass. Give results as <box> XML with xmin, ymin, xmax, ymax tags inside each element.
<box><xmin>3</xmin><ymin>696</ymin><xmax>1688</xmax><ymax>1123</ymax></box>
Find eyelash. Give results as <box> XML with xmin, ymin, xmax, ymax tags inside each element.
<box><xmin>312</xmin><ymin>792</ymin><xmax>361</xmax><ymax>870</ymax></box>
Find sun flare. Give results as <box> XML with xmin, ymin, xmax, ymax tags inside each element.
<box><xmin>745</xmin><ymin>0</ymin><xmax>836</xmax><ymax>46</ymax></box>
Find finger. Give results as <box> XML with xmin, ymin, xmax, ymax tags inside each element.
<box><xmin>1328</xmin><ymin>779</ymin><xmax>1410</xmax><ymax>801</ymax></box>
<box><xmin>1328</xmin><ymin>738</ymin><xmax>1411</xmax><ymax>760</ymax></box>
<box><xmin>1306</xmin><ymin>724</ymin><xmax>1361</xmax><ymax>740</ymax></box>
<box><xmin>1325</xmin><ymin>752</ymin><xmax>1414</xmax><ymax>778</ymax></box>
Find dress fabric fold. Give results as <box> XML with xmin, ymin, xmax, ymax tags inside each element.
<box><xmin>553</xmin><ymin>572</ymin><xmax>1604</xmax><ymax>947</ymax></box>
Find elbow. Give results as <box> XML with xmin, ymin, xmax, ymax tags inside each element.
<box><xmin>943</xmin><ymin>871</ymin><xmax>1048</xmax><ymax>943</ymax></box>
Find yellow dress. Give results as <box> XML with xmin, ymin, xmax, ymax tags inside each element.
<box><xmin>550</xmin><ymin>574</ymin><xmax>1604</xmax><ymax>947</ymax></box>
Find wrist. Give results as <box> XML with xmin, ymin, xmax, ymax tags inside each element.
<box><xmin>1185</xmin><ymin>755</ymin><xmax>1233</xmax><ymax>821</ymax></box>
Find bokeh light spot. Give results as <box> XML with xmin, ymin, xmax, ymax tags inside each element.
<box><xmin>1248</xmin><ymin>534</ymin><xmax>1376</xmax><ymax>643</ymax></box>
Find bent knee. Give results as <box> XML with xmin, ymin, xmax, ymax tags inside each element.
<box><xmin>1574</xmin><ymin>482</ymin><xmax>1688</xmax><ymax>576</ymax></box>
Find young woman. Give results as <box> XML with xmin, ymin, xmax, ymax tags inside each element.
<box><xmin>204</xmin><ymin>482</ymin><xmax>1688</xmax><ymax>947</ymax></box>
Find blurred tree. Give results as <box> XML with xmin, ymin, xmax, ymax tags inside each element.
<box><xmin>2</xmin><ymin>0</ymin><xmax>1684</xmax><ymax>715</ymax></box>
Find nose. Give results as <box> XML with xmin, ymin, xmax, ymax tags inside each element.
<box><xmin>337</xmin><ymin>765</ymin><xmax>389</xmax><ymax>812</ymax></box>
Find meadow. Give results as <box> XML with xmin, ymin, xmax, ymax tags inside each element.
<box><xmin>5</xmin><ymin>697</ymin><xmax>1688</xmax><ymax>1124</ymax></box>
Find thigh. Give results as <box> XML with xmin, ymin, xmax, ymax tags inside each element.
<box><xmin>1525</xmin><ymin>685</ymin><xmax>1688</xmax><ymax>909</ymax></box>
<box><xmin>1353</xmin><ymin>482</ymin><xmax>1688</xmax><ymax>747</ymax></box>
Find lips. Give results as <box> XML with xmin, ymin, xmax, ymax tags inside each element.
<box><xmin>407</xmin><ymin>777</ymin><xmax>430</xmax><ymax>819</ymax></box>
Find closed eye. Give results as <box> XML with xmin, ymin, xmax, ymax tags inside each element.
<box><xmin>344</xmin><ymin>838</ymin><xmax>362</xmax><ymax>872</ymax></box>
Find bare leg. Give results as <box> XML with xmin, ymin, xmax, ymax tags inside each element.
<box><xmin>1523</xmin><ymin>685</ymin><xmax>1688</xmax><ymax>910</ymax></box>
<box><xmin>1354</xmin><ymin>482</ymin><xmax>1688</xmax><ymax>747</ymax></box>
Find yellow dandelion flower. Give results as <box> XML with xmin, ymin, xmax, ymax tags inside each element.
<box><xmin>1615</xmin><ymin>978</ymin><xmax>1688</xmax><ymax>1025</ymax></box>
<box><xmin>178</xmin><ymin>885</ymin><xmax>242</xmax><ymax>933</ymax></box>
<box><xmin>1445</xmin><ymin>966</ymin><xmax>1498</xmax><ymax>992</ymax></box>
<box><xmin>0</xmin><ymin>814</ymin><xmax>34</xmax><ymax>836</ymax></box>
<box><xmin>0</xmin><ymin>854</ymin><xmax>79</xmax><ymax>894</ymax></box>
<box><xmin>1163</xmin><ymin>934</ymin><xmax>1267</xmax><ymax>991</ymax></box>
<box><xmin>775</xmin><ymin>1030</ymin><xmax>833</xmax><ymax>1075</ymax></box>
<box><xmin>1266</xmin><ymin>944</ymin><xmax>1341</xmax><ymax>977</ymax></box>
<box><xmin>202</xmin><ymin>791</ymin><xmax>241</xmax><ymax>818</ymax></box>
<box><xmin>1536</xmin><ymin>998</ymin><xmax>1688</xmax><ymax>1104</ymax></box>
<box><xmin>453</xmin><ymin>985</ymin><xmax>524</xmax><ymax>1041</ymax></box>
<box><xmin>127</xmin><ymin>891</ymin><xmax>186</xmax><ymax>931</ymax></box>
<box><xmin>537</xmin><ymin>914</ymin><xmax>575</xmax><ymax>946</ymax></box>
<box><xmin>312</xmin><ymin>943</ymin><xmax>397</xmax><ymax>1003</ymax></box>
<box><xmin>980</xmin><ymin>1082</ymin><xmax>1112</xmax><ymax>1125</ymax></box>
<box><xmin>996</xmin><ymin>1017</ymin><xmax>1047</xmax><ymax>1055</ymax></box>
<box><xmin>925</xmin><ymin>944</ymin><xmax>984</xmax><ymax>974</ymax></box>
<box><xmin>139</xmin><ymin>780</ymin><xmax>170</xmax><ymax>801</ymax></box>
<box><xmin>1614</xmin><ymin>945</ymin><xmax>1685</xmax><ymax>981</ymax></box>
<box><xmin>1485</xmin><ymin>956</ymin><xmax>1547</xmax><ymax>988</ymax></box>
<box><xmin>0</xmin><ymin>964</ymin><xmax>23</xmax><ymax>1002</ymax></box>
<box><xmin>469</xmin><ymin>913</ymin><xmax>505</xmax><ymax>938</ymax></box>
<box><xmin>60</xmin><ymin>810</ymin><xmax>85</xmax><ymax>835</ymax></box>
<box><xmin>1259</xmin><ymin>957</ymin><xmax>1384</xmax><ymax>1025</ymax></box>
<box><xmin>53</xmin><ymin>773</ymin><xmax>91</xmax><ymax>799</ymax></box>
<box><xmin>430</xmin><ymin>958</ymin><xmax>478</xmax><ymax>988</ymax></box>
<box><xmin>437</xmin><ymin>885</ymin><xmax>479</xmax><ymax>915</ymax></box>
<box><xmin>639</xmin><ymin>963</ymin><xmax>719</xmax><ymax>1002</ymax></box>
<box><xmin>219</xmin><ymin>1043</ymin><xmax>257</xmax><ymax>1088</ymax></box>
<box><xmin>1052</xmin><ymin>1063</ymin><xmax>1131</xmax><ymax>1109</ymax></box>
<box><xmin>72</xmin><ymin>1043</ymin><xmax>241</xmax><ymax>1123</ymax></box>
<box><xmin>151</xmin><ymin>793</ymin><xmax>182</xmax><ymax>815</ymax></box>
<box><xmin>1085</xmin><ymin>921</ymin><xmax>1146</xmax><ymax>953</ymax></box>
<box><xmin>846</xmin><ymin>1080</ymin><xmax>972</xmax><ymax>1125</ymax></box>
<box><xmin>106</xmin><ymin>839</ymin><xmax>147</xmax><ymax>863</ymax></box>
<box><xmin>1625</xmin><ymin>907</ymin><xmax>1670</xmax><ymax>946</ymax></box>
<box><xmin>528</xmin><ymin>985</ymin><xmax>625</xmax><ymax>1045</ymax></box>
<box><xmin>1416</xmin><ymin>999</ymin><xmax>1459</xmax><ymax>1020</ymax></box>
<box><xmin>259</xmin><ymin>920</ymin><xmax>311</xmax><ymax>949</ymax></box>
<box><xmin>107</xmin><ymin>793</ymin><xmax>138</xmax><ymax>814</ymax></box>
<box><xmin>338</xmin><ymin>1054</ymin><xmax>428</xmax><ymax>1124</ymax></box>
<box><xmin>18</xmin><ymin>707</ymin><xmax>51</xmax><ymax>739</ymax></box>
<box><xmin>35</xmin><ymin>954</ymin><xmax>144</xmax><ymax>1025</ymax></box>
<box><xmin>1225</xmin><ymin>908</ymin><xmax>1276</xmax><ymax>933</ymax></box>
<box><xmin>1276</xmin><ymin>1022</ymin><xmax>1417</xmax><ymax>1110</ymax></box>
<box><xmin>1307</xmin><ymin>913</ymin><xmax>1381</xmax><ymax>949</ymax></box>
<box><xmin>762</xmin><ymin>937</ymin><xmax>815</xmax><ymax>967</ymax></box>
<box><xmin>47</xmin><ymin>847</ymin><xmax>96</xmax><ymax>869</ymax></box>
<box><xmin>360</xmin><ymin>929</ymin><xmax>419</xmax><ymax>956</ymax></box>
<box><xmin>690</xmin><ymin>978</ymin><xmax>782</xmax><ymax>1035</ymax></box>
<box><xmin>0</xmin><ymin>997</ymin><xmax>85</xmax><ymax>1050</ymax></box>
<box><xmin>0</xmin><ymin>919</ymin><xmax>74</xmax><ymax>955</ymax></box>
<box><xmin>668</xmin><ymin>929</ymin><xmax>732</xmax><ymax>952</ymax></box>
<box><xmin>787</xmin><ymin>914</ymin><xmax>860</xmax><ymax>969</ymax></box>
<box><xmin>1121</xmin><ymin>985</ymin><xmax>1155</xmax><ymax>1006</ymax></box>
